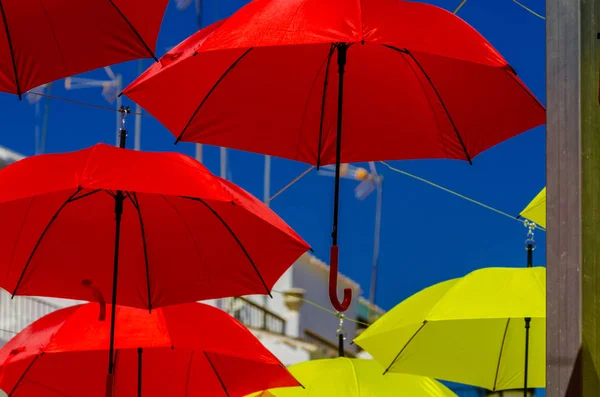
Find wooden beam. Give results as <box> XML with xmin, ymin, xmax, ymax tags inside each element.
<box><xmin>547</xmin><ymin>0</ymin><xmax>600</xmax><ymax>396</ymax></box>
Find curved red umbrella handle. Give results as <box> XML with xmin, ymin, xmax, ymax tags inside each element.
<box><xmin>82</xmin><ymin>280</ymin><xmax>106</xmax><ymax>321</ymax></box>
<box><xmin>329</xmin><ymin>245</ymin><xmax>352</xmax><ymax>312</ymax></box>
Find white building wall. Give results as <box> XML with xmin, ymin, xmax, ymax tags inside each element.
<box><xmin>293</xmin><ymin>256</ymin><xmax>361</xmax><ymax>350</ymax></box>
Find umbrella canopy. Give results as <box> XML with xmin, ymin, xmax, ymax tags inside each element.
<box><xmin>124</xmin><ymin>0</ymin><xmax>544</xmax><ymax>165</ymax></box>
<box><xmin>0</xmin><ymin>143</ymin><xmax>309</xmax><ymax>307</ymax></box>
<box><xmin>519</xmin><ymin>188</ymin><xmax>546</xmax><ymax>228</ymax></box>
<box><xmin>0</xmin><ymin>302</ymin><xmax>300</xmax><ymax>396</ymax></box>
<box><xmin>0</xmin><ymin>0</ymin><xmax>168</xmax><ymax>98</ymax></box>
<box><xmin>354</xmin><ymin>267</ymin><xmax>546</xmax><ymax>391</ymax></box>
<box><xmin>124</xmin><ymin>0</ymin><xmax>545</xmax><ymax>313</ymax></box>
<box><xmin>247</xmin><ymin>358</ymin><xmax>457</xmax><ymax>397</ymax></box>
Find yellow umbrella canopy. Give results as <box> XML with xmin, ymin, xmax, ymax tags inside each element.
<box><xmin>248</xmin><ymin>358</ymin><xmax>457</xmax><ymax>397</ymax></box>
<box><xmin>520</xmin><ymin>187</ymin><xmax>546</xmax><ymax>228</ymax></box>
<box><xmin>354</xmin><ymin>267</ymin><xmax>546</xmax><ymax>392</ymax></box>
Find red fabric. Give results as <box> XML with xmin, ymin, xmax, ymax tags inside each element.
<box><xmin>0</xmin><ymin>144</ymin><xmax>309</xmax><ymax>308</ymax></box>
<box><xmin>0</xmin><ymin>303</ymin><xmax>300</xmax><ymax>396</ymax></box>
<box><xmin>0</xmin><ymin>0</ymin><xmax>168</xmax><ymax>96</ymax></box>
<box><xmin>124</xmin><ymin>0</ymin><xmax>546</xmax><ymax>166</ymax></box>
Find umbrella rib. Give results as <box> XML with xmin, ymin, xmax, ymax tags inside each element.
<box><xmin>175</xmin><ymin>48</ymin><xmax>254</xmax><ymax>144</ymax></box>
<box><xmin>203</xmin><ymin>352</ymin><xmax>231</xmax><ymax>397</ymax></box>
<box><xmin>383</xmin><ymin>45</ymin><xmax>473</xmax><ymax>165</ymax></box>
<box><xmin>316</xmin><ymin>44</ymin><xmax>336</xmax><ymax>169</ymax></box>
<box><xmin>383</xmin><ymin>321</ymin><xmax>428</xmax><ymax>374</ymax></box>
<box><xmin>0</xmin><ymin>0</ymin><xmax>22</xmax><ymax>99</ymax></box>
<box><xmin>11</xmin><ymin>188</ymin><xmax>82</xmax><ymax>297</ymax></box>
<box><xmin>181</xmin><ymin>196</ymin><xmax>272</xmax><ymax>298</ymax></box>
<box><xmin>9</xmin><ymin>353</ymin><xmax>42</xmax><ymax>396</ymax></box>
<box><xmin>127</xmin><ymin>192</ymin><xmax>153</xmax><ymax>312</ymax></box>
<box><xmin>492</xmin><ymin>318</ymin><xmax>511</xmax><ymax>391</ymax></box>
<box><xmin>107</xmin><ymin>0</ymin><xmax>159</xmax><ymax>62</ymax></box>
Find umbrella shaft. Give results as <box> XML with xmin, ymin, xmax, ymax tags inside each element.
<box><xmin>524</xmin><ymin>317</ymin><xmax>531</xmax><ymax>396</ymax></box>
<box><xmin>138</xmin><ymin>348</ymin><xmax>143</xmax><ymax>397</ymax></box>
<box><xmin>338</xmin><ymin>333</ymin><xmax>344</xmax><ymax>357</ymax></box>
<box><xmin>108</xmin><ymin>192</ymin><xmax>124</xmax><ymax>376</ymax></box>
<box><xmin>332</xmin><ymin>43</ymin><xmax>347</xmax><ymax>247</ymax></box>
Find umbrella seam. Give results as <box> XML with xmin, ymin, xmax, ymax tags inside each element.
<box><xmin>184</xmin><ymin>351</ymin><xmax>194</xmax><ymax>396</ymax></box>
<box><xmin>347</xmin><ymin>358</ymin><xmax>360</xmax><ymax>395</ymax></box>
<box><xmin>181</xmin><ymin>196</ymin><xmax>272</xmax><ymax>297</ymax></box>
<box><xmin>11</xmin><ymin>187</ymin><xmax>82</xmax><ymax>297</ymax></box>
<box><xmin>37</xmin><ymin>0</ymin><xmax>69</xmax><ymax>78</ymax></box>
<box><xmin>175</xmin><ymin>47</ymin><xmax>254</xmax><ymax>144</ymax></box>
<box><xmin>158</xmin><ymin>194</ymin><xmax>208</xmax><ymax>286</ymax></box>
<box><xmin>388</xmin><ymin>45</ymin><xmax>452</xmax><ymax>159</ymax></box>
<box><xmin>502</xmin><ymin>68</ymin><xmax>546</xmax><ymax>111</ymax></box>
<box><xmin>295</xmin><ymin>43</ymin><xmax>335</xmax><ymax>165</ymax></box>
<box><xmin>128</xmin><ymin>192</ymin><xmax>153</xmax><ymax>312</ymax></box>
<box><xmin>315</xmin><ymin>44</ymin><xmax>336</xmax><ymax>168</ymax></box>
<box><xmin>401</xmin><ymin>48</ymin><xmax>472</xmax><ymax>164</ymax></box>
<box><xmin>5</xmin><ymin>196</ymin><xmax>35</xmax><ymax>286</ymax></box>
<box><xmin>8</xmin><ymin>353</ymin><xmax>42</xmax><ymax>396</ymax></box>
<box><xmin>106</xmin><ymin>0</ymin><xmax>159</xmax><ymax>62</ymax></box>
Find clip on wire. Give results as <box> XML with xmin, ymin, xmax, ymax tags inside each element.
<box><xmin>523</xmin><ymin>220</ymin><xmax>537</xmax><ymax>250</ymax></box>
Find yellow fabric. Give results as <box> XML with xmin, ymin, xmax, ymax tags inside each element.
<box><xmin>354</xmin><ymin>267</ymin><xmax>546</xmax><ymax>391</ymax></box>
<box><xmin>520</xmin><ymin>187</ymin><xmax>546</xmax><ymax>228</ymax></box>
<box><xmin>248</xmin><ymin>358</ymin><xmax>457</xmax><ymax>397</ymax></box>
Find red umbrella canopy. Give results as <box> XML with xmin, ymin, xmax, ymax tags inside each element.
<box><xmin>0</xmin><ymin>144</ymin><xmax>310</xmax><ymax>309</ymax></box>
<box><xmin>0</xmin><ymin>0</ymin><xmax>168</xmax><ymax>98</ymax></box>
<box><xmin>0</xmin><ymin>302</ymin><xmax>300</xmax><ymax>396</ymax></box>
<box><xmin>124</xmin><ymin>0</ymin><xmax>546</xmax><ymax>166</ymax></box>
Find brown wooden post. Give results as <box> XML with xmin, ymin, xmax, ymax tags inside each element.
<box><xmin>546</xmin><ymin>0</ymin><xmax>600</xmax><ymax>396</ymax></box>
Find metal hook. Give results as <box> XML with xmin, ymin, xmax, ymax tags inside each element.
<box><xmin>524</xmin><ymin>220</ymin><xmax>537</xmax><ymax>250</ymax></box>
<box><xmin>119</xmin><ymin>105</ymin><xmax>131</xmax><ymax>130</ymax></box>
<box><xmin>329</xmin><ymin>246</ymin><xmax>352</xmax><ymax>313</ymax></box>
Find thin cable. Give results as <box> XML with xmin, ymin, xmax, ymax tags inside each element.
<box><xmin>27</xmin><ymin>92</ymin><xmax>146</xmax><ymax>116</ymax></box>
<box><xmin>453</xmin><ymin>0</ymin><xmax>468</xmax><ymax>14</ymax></box>
<box><xmin>512</xmin><ymin>0</ymin><xmax>545</xmax><ymax>19</ymax></box>
<box><xmin>266</xmin><ymin>166</ymin><xmax>314</xmax><ymax>204</ymax></box>
<box><xmin>379</xmin><ymin>161</ymin><xmax>546</xmax><ymax>231</ymax></box>
<box><xmin>0</xmin><ymin>328</ymin><xmax>17</xmax><ymax>334</ymax></box>
<box><xmin>271</xmin><ymin>290</ymin><xmax>371</xmax><ymax>327</ymax></box>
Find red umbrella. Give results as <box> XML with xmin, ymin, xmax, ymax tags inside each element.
<box><xmin>0</xmin><ymin>135</ymin><xmax>309</xmax><ymax>386</ymax></box>
<box><xmin>0</xmin><ymin>0</ymin><xmax>168</xmax><ymax>98</ymax></box>
<box><xmin>123</xmin><ymin>0</ymin><xmax>546</xmax><ymax>312</ymax></box>
<box><xmin>0</xmin><ymin>302</ymin><xmax>300</xmax><ymax>396</ymax></box>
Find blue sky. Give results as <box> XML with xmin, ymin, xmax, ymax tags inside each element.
<box><xmin>0</xmin><ymin>1</ymin><xmax>545</xmax><ymax>393</ymax></box>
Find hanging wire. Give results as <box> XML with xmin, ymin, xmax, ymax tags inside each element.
<box><xmin>26</xmin><ymin>92</ymin><xmax>146</xmax><ymax>116</ymax></box>
<box><xmin>453</xmin><ymin>0</ymin><xmax>468</xmax><ymax>14</ymax></box>
<box><xmin>379</xmin><ymin>161</ymin><xmax>546</xmax><ymax>231</ymax></box>
<box><xmin>271</xmin><ymin>289</ymin><xmax>371</xmax><ymax>327</ymax></box>
<box><xmin>512</xmin><ymin>0</ymin><xmax>545</xmax><ymax>20</ymax></box>
<box><xmin>265</xmin><ymin>166</ymin><xmax>314</xmax><ymax>204</ymax></box>
<box><xmin>453</xmin><ymin>0</ymin><xmax>545</xmax><ymax>20</ymax></box>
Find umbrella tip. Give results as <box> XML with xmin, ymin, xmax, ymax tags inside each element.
<box><xmin>117</xmin><ymin>92</ymin><xmax>123</xmax><ymax>98</ymax></box>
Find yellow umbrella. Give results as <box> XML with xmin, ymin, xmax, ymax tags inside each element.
<box><xmin>354</xmin><ymin>267</ymin><xmax>545</xmax><ymax>392</ymax></box>
<box><xmin>519</xmin><ymin>187</ymin><xmax>546</xmax><ymax>228</ymax></box>
<box><xmin>248</xmin><ymin>358</ymin><xmax>457</xmax><ymax>397</ymax></box>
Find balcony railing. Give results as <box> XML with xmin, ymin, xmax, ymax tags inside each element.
<box><xmin>221</xmin><ymin>297</ymin><xmax>286</xmax><ymax>336</ymax></box>
<box><xmin>0</xmin><ymin>290</ymin><xmax>61</xmax><ymax>343</ymax></box>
